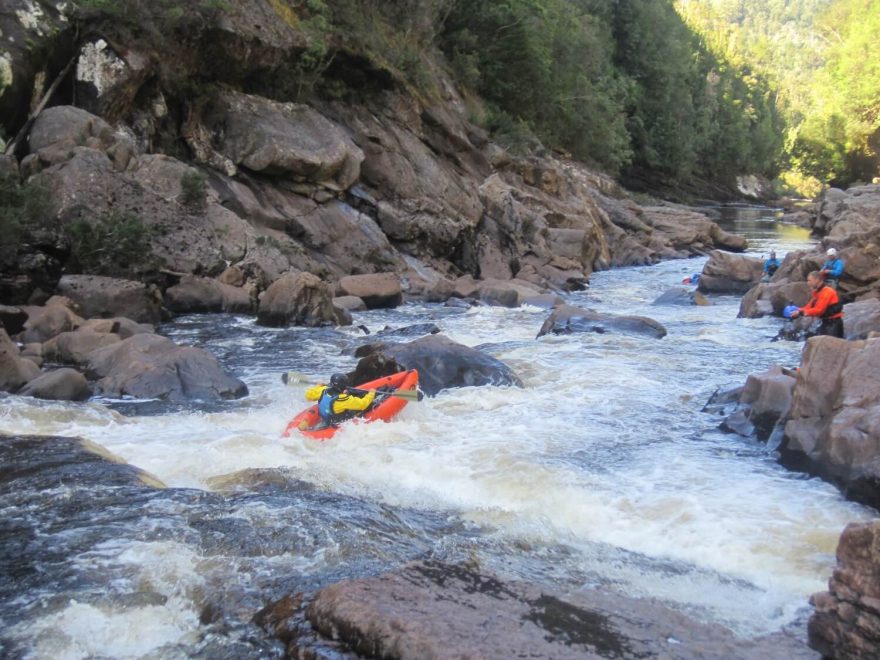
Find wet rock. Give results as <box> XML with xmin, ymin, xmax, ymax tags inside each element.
<box><xmin>477</xmin><ymin>278</ymin><xmax>544</xmax><ymax>308</ymax></box>
<box><xmin>18</xmin><ymin>368</ymin><xmax>91</xmax><ymax>401</ymax></box>
<box><xmin>522</xmin><ymin>293</ymin><xmax>565</xmax><ymax>309</ymax></box>
<box><xmin>299</xmin><ymin>560</ymin><xmax>814</xmax><ymax>660</ymax></box>
<box><xmin>809</xmin><ymin>520</ymin><xmax>880</xmax><ymax>659</ymax></box>
<box><xmin>698</xmin><ymin>250</ymin><xmax>764</xmax><ymax>295</ymax></box>
<box><xmin>351</xmin><ymin>334</ymin><xmax>522</xmax><ymax>396</ymax></box>
<box><xmin>0</xmin><ymin>329</ymin><xmax>40</xmax><ymax>393</ymax></box>
<box><xmin>537</xmin><ymin>304</ymin><xmax>667</xmax><ymax>339</ymax></box>
<box><xmin>337</xmin><ymin>273</ymin><xmax>402</xmax><ymax>309</ymax></box>
<box><xmin>85</xmin><ymin>334</ymin><xmax>248</xmax><ymax>402</ymax></box>
<box><xmin>56</xmin><ymin>275</ymin><xmax>164</xmax><ymax>325</ymax></box>
<box><xmin>739</xmin><ymin>281</ymin><xmax>812</xmax><ymax>318</ymax></box>
<box><xmin>781</xmin><ymin>336</ymin><xmax>880</xmax><ymax>508</ymax></box>
<box><xmin>733</xmin><ymin>366</ymin><xmax>797</xmax><ymax>441</ymax></box>
<box><xmin>332</xmin><ymin>295</ymin><xmax>367</xmax><ymax>312</ymax></box>
<box><xmin>374</xmin><ymin>323</ymin><xmax>441</xmax><ymax>339</ymax></box>
<box><xmin>652</xmin><ymin>287</ymin><xmax>711</xmax><ymax>306</ymax></box>
<box><xmin>257</xmin><ymin>272</ymin><xmax>351</xmax><ymax>328</ymax></box>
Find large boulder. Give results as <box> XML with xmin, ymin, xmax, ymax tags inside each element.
<box><xmin>477</xmin><ymin>278</ymin><xmax>545</xmax><ymax>308</ymax></box>
<box><xmin>20</xmin><ymin>302</ymin><xmax>84</xmax><ymax>344</ymax></box>
<box><xmin>17</xmin><ymin>368</ymin><xmax>91</xmax><ymax>401</ymax></box>
<box><xmin>164</xmin><ymin>276</ymin><xmax>255</xmax><ymax>315</ymax></box>
<box><xmin>267</xmin><ymin>560</ymin><xmax>814</xmax><ymax>660</ymax></box>
<box><xmin>56</xmin><ymin>275</ymin><xmax>164</xmax><ymax>324</ymax></box>
<box><xmin>809</xmin><ymin>521</ymin><xmax>880</xmax><ymax>659</ymax></box>
<box><xmin>337</xmin><ymin>273</ymin><xmax>402</xmax><ymax>309</ymax></box>
<box><xmin>0</xmin><ymin>329</ymin><xmax>40</xmax><ymax>393</ymax></box>
<box><xmin>85</xmin><ymin>334</ymin><xmax>248</xmax><ymax>401</ymax></box>
<box><xmin>203</xmin><ymin>90</ymin><xmax>365</xmax><ymax>190</ymax></box>
<box><xmin>780</xmin><ymin>336</ymin><xmax>880</xmax><ymax>507</ymax></box>
<box><xmin>351</xmin><ymin>334</ymin><xmax>522</xmax><ymax>396</ymax></box>
<box><xmin>698</xmin><ymin>251</ymin><xmax>764</xmax><ymax>295</ymax></box>
<box><xmin>739</xmin><ymin>281</ymin><xmax>812</xmax><ymax>318</ymax></box>
<box><xmin>42</xmin><ymin>328</ymin><xmax>122</xmax><ymax>365</ymax></box>
<box><xmin>257</xmin><ymin>272</ymin><xmax>351</xmax><ymax>328</ymax></box>
<box><xmin>719</xmin><ymin>366</ymin><xmax>797</xmax><ymax>441</ymax></box>
<box><xmin>844</xmin><ymin>299</ymin><xmax>880</xmax><ymax>340</ymax></box>
<box><xmin>536</xmin><ymin>304</ymin><xmax>667</xmax><ymax>339</ymax></box>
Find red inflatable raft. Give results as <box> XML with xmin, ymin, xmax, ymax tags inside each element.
<box><xmin>283</xmin><ymin>369</ymin><xmax>420</xmax><ymax>440</ymax></box>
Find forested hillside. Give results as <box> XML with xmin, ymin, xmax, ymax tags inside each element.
<box><xmin>676</xmin><ymin>0</ymin><xmax>880</xmax><ymax>192</ymax></box>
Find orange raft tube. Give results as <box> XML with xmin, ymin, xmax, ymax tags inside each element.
<box><xmin>283</xmin><ymin>369</ymin><xmax>420</xmax><ymax>440</ymax></box>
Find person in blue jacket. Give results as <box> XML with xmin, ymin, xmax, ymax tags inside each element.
<box><xmin>762</xmin><ymin>250</ymin><xmax>781</xmax><ymax>282</ymax></box>
<box><xmin>820</xmin><ymin>247</ymin><xmax>844</xmax><ymax>289</ymax></box>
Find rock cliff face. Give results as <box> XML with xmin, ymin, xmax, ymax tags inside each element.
<box><xmin>1</xmin><ymin>1</ymin><xmax>743</xmax><ymax>311</ymax></box>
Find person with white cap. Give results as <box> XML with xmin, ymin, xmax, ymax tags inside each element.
<box><xmin>820</xmin><ymin>247</ymin><xmax>844</xmax><ymax>289</ymax></box>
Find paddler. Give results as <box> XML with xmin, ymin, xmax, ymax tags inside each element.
<box><xmin>305</xmin><ymin>373</ymin><xmax>376</xmax><ymax>426</ymax></box>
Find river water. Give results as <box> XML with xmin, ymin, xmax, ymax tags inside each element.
<box><xmin>0</xmin><ymin>209</ymin><xmax>874</xmax><ymax>658</ymax></box>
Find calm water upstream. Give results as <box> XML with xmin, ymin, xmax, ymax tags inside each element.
<box><xmin>0</xmin><ymin>209</ymin><xmax>874</xmax><ymax>658</ymax></box>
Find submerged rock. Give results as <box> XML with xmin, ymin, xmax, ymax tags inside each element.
<box><xmin>537</xmin><ymin>304</ymin><xmax>667</xmax><ymax>339</ymax></box>
<box><xmin>351</xmin><ymin>334</ymin><xmax>522</xmax><ymax>396</ymax></box>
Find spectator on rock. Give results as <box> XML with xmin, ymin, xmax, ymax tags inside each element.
<box><xmin>762</xmin><ymin>250</ymin><xmax>781</xmax><ymax>282</ymax></box>
<box><xmin>820</xmin><ymin>248</ymin><xmax>844</xmax><ymax>289</ymax></box>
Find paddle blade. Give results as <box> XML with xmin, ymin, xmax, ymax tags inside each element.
<box><xmin>282</xmin><ymin>371</ymin><xmax>310</xmax><ymax>386</ymax></box>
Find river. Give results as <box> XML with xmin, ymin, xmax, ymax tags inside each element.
<box><xmin>0</xmin><ymin>208</ymin><xmax>874</xmax><ymax>658</ymax></box>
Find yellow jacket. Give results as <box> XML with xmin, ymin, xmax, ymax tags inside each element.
<box><xmin>305</xmin><ymin>385</ymin><xmax>375</xmax><ymax>414</ymax></box>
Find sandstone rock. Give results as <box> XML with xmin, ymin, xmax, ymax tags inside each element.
<box><xmin>164</xmin><ymin>275</ymin><xmax>255</xmax><ymax>315</ymax></box>
<box><xmin>0</xmin><ymin>329</ymin><xmax>40</xmax><ymax>393</ymax></box>
<box><xmin>844</xmin><ymin>299</ymin><xmax>880</xmax><ymax>340</ymax></box>
<box><xmin>739</xmin><ymin>281</ymin><xmax>812</xmax><ymax>318</ymax></box>
<box><xmin>537</xmin><ymin>304</ymin><xmax>667</xmax><ymax>339</ymax></box>
<box><xmin>79</xmin><ymin>318</ymin><xmax>154</xmax><ymax>339</ymax></box>
<box><xmin>332</xmin><ymin>296</ymin><xmax>367</xmax><ymax>312</ymax></box>
<box><xmin>258</xmin><ymin>272</ymin><xmax>351</xmax><ymax>327</ymax></box>
<box><xmin>42</xmin><ymin>328</ymin><xmax>121</xmax><ymax>365</ymax></box>
<box><xmin>204</xmin><ymin>90</ymin><xmax>364</xmax><ymax>190</ymax></box>
<box><xmin>20</xmin><ymin>303</ymin><xmax>84</xmax><ymax>344</ymax></box>
<box><xmin>85</xmin><ymin>334</ymin><xmax>248</xmax><ymax>401</ymax></box>
<box><xmin>351</xmin><ymin>334</ymin><xmax>522</xmax><ymax>396</ymax></box>
<box><xmin>337</xmin><ymin>273</ymin><xmax>402</xmax><ymax>309</ymax></box>
<box><xmin>18</xmin><ymin>368</ymin><xmax>91</xmax><ymax>401</ymax></box>
<box><xmin>477</xmin><ymin>278</ymin><xmax>544</xmax><ymax>308</ymax></box>
<box><xmin>809</xmin><ymin>521</ymin><xmax>880</xmax><ymax>659</ymax></box>
<box><xmin>28</xmin><ymin>105</ymin><xmax>115</xmax><ymax>154</ymax></box>
<box><xmin>56</xmin><ymin>275</ymin><xmax>163</xmax><ymax>324</ymax></box>
<box><xmin>781</xmin><ymin>336</ymin><xmax>880</xmax><ymax>507</ymax></box>
<box><xmin>738</xmin><ymin>366</ymin><xmax>797</xmax><ymax>440</ymax></box>
<box><xmin>698</xmin><ymin>251</ymin><xmax>764</xmax><ymax>295</ymax></box>
<box><xmin>293</xmin><ymin>560</ymin><xmax>815</xmax><ymax>660</ymax></box>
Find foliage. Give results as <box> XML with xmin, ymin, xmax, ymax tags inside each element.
<box><xmin>180</xmin><ymin>169</ymin><xmax>208</xmax><ymax>212</ymax></box>
<box><xmin>0</xmin><ymin>172</ymin><xmax>55</xmax><ymax>255</ymax></box>
<box><xmin>65</xmin><ymin>210</ymin><xmax>155</xmax><ymax>276</ymax></box>
<box><xmin>675</xmin><ymin>0</ymin><xmax>880</xmax><ymax>189</ymax></box>
<box><xmin>440</xmin><ymin>0</ymin><xmax>780</xmax><ymax>180</ymax></box>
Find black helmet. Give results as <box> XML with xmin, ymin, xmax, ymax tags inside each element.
<box><xmin>329</xmin><ymin>373</ymin><xmax>348</xmax><ymax>389</ymax></box>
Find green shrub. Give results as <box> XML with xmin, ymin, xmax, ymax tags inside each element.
<box><xmin>180</xmin><ymin>169</ymin><xmax>208</xmax><ymax>212</ymax></box>
<box><xmin>65</xmin><ymin>210</ymin><xmax>155</xmax><ymax>276</ymax></box>
<box><xmin>0</xmin><ymin>172</ymin><xmax>55</xmax><ymax>256</ymax></box>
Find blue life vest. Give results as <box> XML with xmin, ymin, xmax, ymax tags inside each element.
<box><xmin>318</xmin><ymin>389</ymin><xmax>340</xmax><ymax>421</ymax></box>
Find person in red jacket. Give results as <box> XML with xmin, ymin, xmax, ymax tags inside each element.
<box><xmin>790</xmin><ymin>271</ymin><xmax>844</xmax><ymax>338</ymax></box>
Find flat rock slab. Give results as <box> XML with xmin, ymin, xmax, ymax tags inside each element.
<box><xmin>303</xmin><ymin>561</ymin><xmax>816</xmax><ymax>659</ymax></box>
